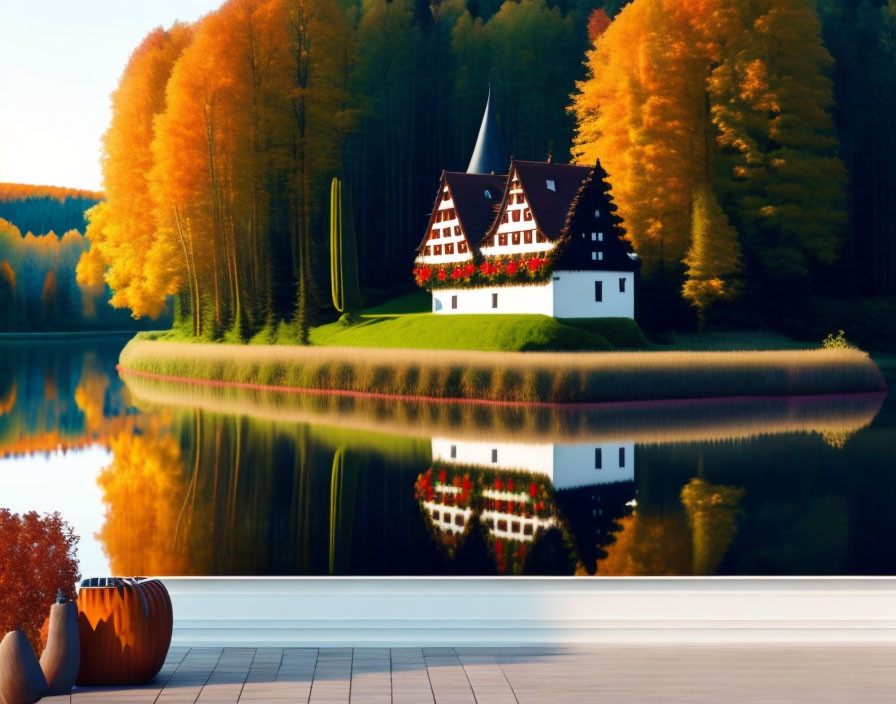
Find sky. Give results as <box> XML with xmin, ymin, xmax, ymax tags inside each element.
<box><xmin>0</xmin><ymin>0</ymin><xmax>222</xmax><ymax>192</ymax></box>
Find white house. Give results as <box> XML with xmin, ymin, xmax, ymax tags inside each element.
<box><xmin>422</xmin><ymin>437</ymin><xmax>636</xmax><ymax>548</ymax></box>
<box><xmin>414</xmin><ymin>88</ymin><xmax>639</xmax><ymax>319</ymax></box>
<box><xmin>431</xmin><ymin>437</ymin><xmax>635</xmax><ymax>490</ymax></box>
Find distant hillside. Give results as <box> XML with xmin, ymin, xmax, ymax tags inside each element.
<box><xmin>0</xmin><ymin>183</ymin><xmax>103</xmax><ymax>236</ymax></box>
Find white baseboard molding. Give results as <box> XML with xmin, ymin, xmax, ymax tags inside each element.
<box><xmin>160</xmin><ymin>576</ymin><xmax>896</xmax><ymax>646</ymax></box>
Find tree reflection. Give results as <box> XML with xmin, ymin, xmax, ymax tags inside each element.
<box><xmin>95</xmin><ymin>417</ymin><xmax>190</xmax><ymax>576</ymax></box>
<box><xmin>681</xmin><ymin>477</ymin><xmax>745</xmax><ymax>575</ymax></box>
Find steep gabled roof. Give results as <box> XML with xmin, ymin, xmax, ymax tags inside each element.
<box><xmin>416</xmin><ymin>171</ymin><xmax>506</xmax><ymax>251</ymax></box>
<box><xmin>513</xmin><ymin>160</ymin><xmax>592</xmax><ymax>241</ymax></box>
<box><xmin>467</xmin><ymin>86</ymin><xmax>507</xmax><ymax>175</ymax></box>
<box><xmin>445</xmin><ymin>172</ymin><xmax>506</xmax><ymax>247</ymax></box>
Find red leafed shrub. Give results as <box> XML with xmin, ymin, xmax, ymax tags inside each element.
<box><xmin>0</xmin><ymin>509</ymin><xmax>80</xmax><ymax>652</ymax></box>
<box><xmin>464</xmin><ymin>264</ymin><xmax>475</xmax><ymax>276</ymax></box>
<box><xmin>506</xmin><ymin>260</ymin><xmax>518</xmax><ymax>275</ymax></box>
<box><xmin>437</xmin><ymin>269</ymin><xmax>447</xmax><ymax>281</ymax></box>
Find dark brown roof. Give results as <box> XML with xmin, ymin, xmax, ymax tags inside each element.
<box><xmin>416</xmin><ymin>172</ymin><xmax>506</xmax><ymax>252</ymax></box>
<box><xmin>445</xmin><ymin>172</ymin><xmax>506</xmax><ymax>247</ymax></box>
<box><xmin>513</xmin><ymin>160</ymin><xmax>592</xmax><ymax>240</ymax></box>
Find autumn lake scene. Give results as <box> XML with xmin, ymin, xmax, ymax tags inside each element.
<box><xmin>1</xmin><ymin>0</ymin><xmax>895</xmax><ymax>701</ymax></box>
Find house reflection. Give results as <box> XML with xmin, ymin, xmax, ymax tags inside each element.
<box><xmin>419</xmin><ymin>437</ymin><xmax>637</xmax><ymax>573</ymax></box>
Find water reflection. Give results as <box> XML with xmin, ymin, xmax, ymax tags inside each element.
<box><xmin>1</xmin><ymin>337</ymin><xmax>893</xmax><ymax>577</ymax></box>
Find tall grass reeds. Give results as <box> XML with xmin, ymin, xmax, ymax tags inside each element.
<box><xmin>120</xmin><ymin>337</ymin><xmax>886</xmax><ymax>405</ymax></box>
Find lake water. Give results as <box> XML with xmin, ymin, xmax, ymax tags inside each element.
<box><xmin>1</xmin><ymin>336</ymin><xmax>893</xmax><ymax>579</ymax></box>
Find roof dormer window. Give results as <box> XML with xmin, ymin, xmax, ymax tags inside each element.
<box><xmin>484</xmin><ymin>189</ymin><xmax>492</xmax><ymax>199</ymax></box>
<box><xmin>546</xmin><ymin>179</ymin><xmax>556</xmax><ymax>191</ymax></box>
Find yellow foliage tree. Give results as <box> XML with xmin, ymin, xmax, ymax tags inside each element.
<box><xmin>680</xmin><ymin>477</ymin><xmax>745</xmax><ymax>575</ymax></box>
<box><xmin>682</xmin><ymin>183</ymin><xmax>743</xmax><ymax>328</ymax></box>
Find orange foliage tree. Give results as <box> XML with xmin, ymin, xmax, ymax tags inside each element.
<box><xmin>77</xmin><ymin>24</ymin><xmax>194</xmax><ymax>321</ymax></box>
<box><xmin>571</xmin><ymin>0</ymin><xmax>845</xmax><ymax>300</ymax></box>
<box><xmin>96</xmin><ymin>422</ymin><xmax>191</xmax><ymax>576</ymax></box>
<box><xmin>597</xmin><ymin>511</ymin><xmax>691</xmax><ymax>576</ymax></box>
<box><xmin>0</xmin><ymin>509</ymin><xmax>80</xmax><ymax>650</ymax></box>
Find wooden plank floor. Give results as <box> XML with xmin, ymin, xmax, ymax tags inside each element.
<box><xmin>42</xmin><ymin>644</ymin><xmax>896</xmax><ymax>703</ymax></box>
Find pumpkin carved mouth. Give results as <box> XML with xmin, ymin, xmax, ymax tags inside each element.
<box><xmin>75</xmin><ymin>577</ymin><xmax>173</xmax><ymax>686</ymax></box>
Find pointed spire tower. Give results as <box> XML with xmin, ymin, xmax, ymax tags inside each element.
<box><xmin>466</xmin><ymin>85</ymin><xmax>507</xmax><ymax>175</ymax></box>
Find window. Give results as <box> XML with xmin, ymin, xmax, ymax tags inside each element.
<box><xmin>502</xmin><ymin>213</ymin><xmax>509</xmax><ymax>224</ymax></box>
<box><xmin>432</xmin><ymin>229</ymin><xmax>440</xmax><ymax>239</ymax></box>
<box><xmin>450</xmin><ymin>444</ymin><xmax>457</xmax><ymax>458</ymax></box>
<box><xmin>619</xmin><ymin>447</ymin><xmax>626</xmax><ymax>467</ymax></box>
<box><xmin>458</xmin><ymin>242</ymin><xmax>468</xmax><ymax>253</ymax></box>
<box><xmin>594</xmin><ymin>209</ymin><xmax>600</xmax><ymax>218</ymax></box>
<box><xmin>455</xmin><ymin>514</ymin><xmax>464</xmax><ymax>527</ymax></box>
<box><xmin>591</xmin><ymin>232</ymin><xmax>597</xmax><ymax>241</ymax></box>
<box><xmin>499</xmin><ymin>233</ymin><xmax>508</xmax><ymax>246</ymax></box>
<box><xmin>450</xmin><ymin>209</ymin><xmax>457</xmax><ymax>219</ymax></box>
<box><xmin>595</xmin><ymin>280</ymin><xmax>603</xmax><ymax>302</ymax></box>
<box><xmin>591</xmin><ymin>251</ymin><xmax>597</xmax><ymax>261</ymax></box>
<box><xmin>516</xmin><ymin>193</ymin><xmax>525</xmax><ymax>204</ymax></box>
<box><xmin>524</xmin><ymin>232</ymin><xmax>533</xmax><ymax>244</ymax></box>
<box><xmin>524</xmin><ymin>209</ymin><xmax>532</xmax><ymax>221</ymax></box>
<box><xmin>512</xmin><ymin>232</ymin><xmax>521</xmax><ymax>245</ymax></box>
<box><xmin>546</xmin><ymin>179</ymin><xmax>556</xmax><ymax>191</ymax></box>
<box><xmin>536</xmin><ymin>233</ymin><xmax>546</xmax><ymax>243</ymax></box>
<box><xmin>445</xmin><ymin>243</ymin><xmax>454</xmax><ymax>254</ymax></box>
<box><xmin>598</xmin><ymin>232</ymin><xmax>604</xmax><ymax>242</ymax></box>
<box><xmin>512</xmin><ymin>210</ymin><xmax>521</xmax><ymax>222</ymax></box>
<box><xmin>491</xmin><ymin>448</ymin><xmax>498</xmax><ymax>463</ymax></box>
<box><xmin>484</xmin><ymin>189</ymin><xmax>492</xmax><ymax>199</ymax></box>
<box><xmin>451</xmin><ymin>295</ymin><xmax>457</xmax><ymax>309</ymax></box>
<box><xmin>443</xmin><ymin>191</ymin><xmax>450</xmax><ymax>201</ymax></box>
<box><xmin>492</xmin><ymin>293</ymin><xmax>498</xmax><ymax>309</ymax></box>
<box><xmin>598</xmin><ymin>251</ymin><xmax>604</xmax><ymax>261</ymax></box>
<box><xmin>454</xmin><ymin>226</ymin><xmax>461</xmax><ymax>236</ymax></box>
<box><xmin>424</xmin><ymin>246</ymin><xmax>431</xmax><ymax>256</ymax></box>
<box><xmin>443</xmin><ymin>228</ymin><xmax>452</xmax><ymax>238</ymax></box>
<box><xmin>433</xmin><ymin>244</ymin><xmax>442</xmax><ymax>255</ymax></box>
<box><xmin>595</xmin><ymin>447</ymin><xmax>602</xmax><ymax>469</ymax></box>
<box><xmin>619</xmin><ymin>277</ymin><xmax>626</xmax><ymax>293</ymax></box>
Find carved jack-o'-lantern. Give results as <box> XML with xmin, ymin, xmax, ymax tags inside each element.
<box><xmin>76</xmin><ymin>578</ymin><xmax>173</xmax><ymax>686</ymax></box>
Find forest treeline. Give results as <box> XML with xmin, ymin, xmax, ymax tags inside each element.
<box><xmin>79</xmin><ymin>0</ymin><xmax>896</xmax><ymax>343</ymax></box>
<box><xmin>0</xmin><ymin>184</ymin><xmax>102</xmax><ymax>240</ymax></box>
<box><xmin>0</xmin><ymin>217</ymin><xmax>162</xmax><ymax>332</ymax></box>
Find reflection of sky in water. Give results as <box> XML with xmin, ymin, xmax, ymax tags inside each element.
<box><xmin>0</xmin><ymin>446</ymin><xmax>111</xmax><ymax>578</ymax></box>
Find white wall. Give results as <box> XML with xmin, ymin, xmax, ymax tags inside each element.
<box><xmin>432</xmin><ymin>438</ymin><xmax>635</xmax><ymax>491</ymax></box>
<box><xmin>431</xmin><ymin>271</ymin><xmax>634</xmax><ymax>318</ymax></box>
<box><xmin>432</xmin><ymin>283</ymin><xmax>553</xmax><ymax>315</ymax></box>
<box><xmin>432</xmin><ymin>437</ymin><xmax>555</xmax><ymax>474</ymax></box>
<box><xmin>553</xmin><ymin>443</ymin><xmax>635</xmax><ymax>490</ymax></box>
<box><xmin>162</xmin><ymin>576</ymin><xmax>896</xmax><ymax>646</ymax></box>
<box><xmin>552</xmin><ymin>270</ymin><xmax>634</xmax><ymax>319</ymax></box>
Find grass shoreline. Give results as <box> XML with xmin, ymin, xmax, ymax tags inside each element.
<box><xmin>120</xmin><ymin>338</ymin><xmax>887</xmax><ymax>404</ymax></box>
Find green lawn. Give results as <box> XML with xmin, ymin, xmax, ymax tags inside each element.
<box><xmin>309</xmin><ymin>313</ymin><xmax>613</xmax><ymax>352</ymax></box>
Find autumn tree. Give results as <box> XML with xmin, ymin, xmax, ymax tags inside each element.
<box><xmin>571</xmin><ymin>0</ymin><xmax>714</xmax><ymax>271</ymax></box>
<box><xmin>78</xmin><ymin>24</ymin><xmax>193</xmax><ymax>322</ymax></box>
<box><xmin>0</xmin><ymin>509</ymin><xmax>80</xmax><ymax>651</ymax></box>
<box><xmin>680</xmin><ymin>477</ymin><xmax>745</xmax><ymax>575</ymax></box>
<box><xmin>709</xmin><ymin>0</ymin><xmax>846</xmax><ymax>287</ymax></box>
<box><xmin>586</xmin><ymin>7</ymin><xmax>610</xmax><ymax>42</ymax></box>
<box><xmin>682</xmin><ymin>183</ymin><xmax>743</xmax><ymax>329</ymax></box>
<box><xmin>96</xmin><ymin>425</ymin><xmax>189</xmax><ymax>577</ymax></box>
